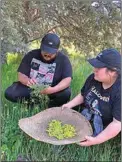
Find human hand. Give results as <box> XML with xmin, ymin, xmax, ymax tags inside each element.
<box><xmin>40</xmin><ymin>86</ymin><xmax>55</xmax><ymax>95</ymax></box>
<box><xmin>27</xmin><ymin>78</ymin><xmax>37</xmax><ymax>87</ymax></box>
<box><xmin>61</xmin><ymin>103</ymin><xmax>72</xmax><ymax>110</ymax></box>
<box><xmin>78</xmin><ymin>136</ymin><xmax>98</xmax><ymax>146</ymax></box>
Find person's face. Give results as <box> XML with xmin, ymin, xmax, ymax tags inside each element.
<box><xmin>93</xmin><ymin>67</ymin><xmax>115</xmax><ymax>82</ymax></box>
<box><xmin>41</xmin><ymin>51</ymin><xmax>57</xmax><ymax>61</ymax></box>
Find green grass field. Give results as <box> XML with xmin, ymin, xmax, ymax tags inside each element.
<box><xmin>1</xmin><ymin>60</ymin><xmax>121</xmax><ymax>161</ymax></box>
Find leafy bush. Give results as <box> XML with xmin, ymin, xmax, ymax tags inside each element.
<box><xmin>7</xmin><ymin>53</ymin><xmax>23</xmax><ymax>65</ymax></box>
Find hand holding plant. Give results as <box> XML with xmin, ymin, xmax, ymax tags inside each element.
<box><xmin>29</xmin><ymin>84</ymin><xmax>49</xmax><ymax>106</ymax></box>
<box><xmin>27</xmin><ymin>78</ymin><xmax>37</xmax><ymax>87</ymax></box>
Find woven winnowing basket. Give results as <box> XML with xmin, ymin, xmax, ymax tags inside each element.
<box><xmin>19</xmin><ymin>107</ymin><xmax>93</xmax><ymax>145</ymax></box>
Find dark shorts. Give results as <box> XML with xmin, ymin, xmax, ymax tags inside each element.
<box><xmin>5</xmin><ymin>82</ymin><xmax>71</xmax><ymax>107</ymax></box>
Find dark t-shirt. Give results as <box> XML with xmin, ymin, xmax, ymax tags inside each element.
<box><xmin>81</xmin><ymin>73</ymin><xmax>121</xmax><ymax>126</ymax></box>
<box><xmin>18</xmin><ymin>49</ymin><xmax>72</xmax><ymax>86</ymax></box>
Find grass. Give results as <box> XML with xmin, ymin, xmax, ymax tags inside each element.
<box><xmin>1</xmin><ymin>60</ymin><xmax>121</xmax><ymax>161</ymax></box>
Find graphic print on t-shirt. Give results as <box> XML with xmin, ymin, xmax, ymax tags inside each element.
<box><xmin>30</xmin><ymin>58</ymin><xmax>56</xmax><ymax>85</ymax></box>
<box><xmin>85</xmin><ymin>86</ymin><xmax>110</xmax><ymax>116</ymax></box>
<box><xmin>91</xmin><ymin>99</ymin><xmax>102</xmax><ymax>116</ymax></box>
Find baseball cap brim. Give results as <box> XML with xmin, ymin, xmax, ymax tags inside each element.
<box><xmin>87</xmin><ymin>58</ymin><xmax>106</xmax><ymax>68</ymax></box>
<box><xmin>41</xmin><ymin>44</ymin><xmax>58</xmax><ymax>54</ymax></box>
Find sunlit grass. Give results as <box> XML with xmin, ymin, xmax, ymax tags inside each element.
<box><xmin>1</xmin><ymin>59</ymin><xmax>121</xmax><ymax>161</ymax></box>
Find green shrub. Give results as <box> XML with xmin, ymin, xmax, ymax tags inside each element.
<box><xmin>7</xmin><ymin>52</ymin><xmax>23</xmax><ymax>65</ymax></box>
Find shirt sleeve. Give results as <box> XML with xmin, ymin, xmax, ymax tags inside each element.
<box><xmin>81</xmin><ymin>73</ymin><xmax>94</xmax><ymax>96</ymax></box>
<box><xmin>62</xmin><ymin>56</ymin><xmax>72</xmax><ymax>79</ymax></box>
<box><xmin>17</xmin><ymin>53</ymin><xmax>31</xmax><ymax>77</ymax></box>
<box><xmin>112</xmin><ymin>88</ymin><xmax>121</xmax><ymax>121</ymax></box>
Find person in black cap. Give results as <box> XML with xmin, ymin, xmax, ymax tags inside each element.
<box><xmin>62</xmin><ymin>48</ymin><xmax>121</xmax><ymax>146</ymax></box>
<box><xmin>5</xmin><ymin>33</ymin><xmax>72</xmax><ymax>107</ymax></box>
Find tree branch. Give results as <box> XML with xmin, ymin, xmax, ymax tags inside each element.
<box><xmin>26</xmin><ymin>25</ymin><xmax>62</xmax><ymax>43</ymax></box>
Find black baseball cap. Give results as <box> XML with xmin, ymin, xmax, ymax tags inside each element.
<box><xmin>88</xmin><ymin>48</ymin><xmax>121</xmax><ymax>71</ymax></box>
<box><xmin>40</xmin><ymin>33</ymin><xmax>60</xmax><ymax>54</ymax></box>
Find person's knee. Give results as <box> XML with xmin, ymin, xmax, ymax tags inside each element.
<box><xmin>4</xmin><ymin>87</ymin><xmax>18</xmax><ymax>102</ymax></box>
<box><xmin>5</xmin><ymin>82</ymin><xmax>31</xmax><ymax>103</ymax></box>
<box><xmin>59</xmin><ymin>88</ymin><xmax>71</xmax><ymax>101</ymax></box>
<box><xmin>49</xmin><ymin>88</ymin><xmax>71</xmax><ymax>106</ymax></box>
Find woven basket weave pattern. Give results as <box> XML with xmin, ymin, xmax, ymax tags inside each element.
<box><xmin>19</xmin><ymin>107</ymin><xmax>93</xmax><ymax>145</ymax></box>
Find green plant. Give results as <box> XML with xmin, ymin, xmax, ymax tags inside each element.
<box><xmin>46</xmin><ymin>120</ymin><xmax>76</xmax><ymax>140</ymax></box>
<box><xmin>6</xmin><ymin>52</ymin><xmax>23</xmax><ymax>65</ymax></box>
<box><xmin>29</xmin><ymin>84</ymin><xmax>49</xmax><ymax>108</ymax></box>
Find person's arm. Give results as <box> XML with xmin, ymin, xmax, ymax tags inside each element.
<box><xmin>79</xmin><ymin>118</ymin><xmax>121</xmax><ymax>146</ymax></box>
<box><xmin>18</xmin><ymin>72</ymin><xmax>30</xmax><ymax>85</ymax></box>
<box><xmin>18</xmin><ymin>72</ymin><xmax>36</xmax><ymax>86</ymax></box>
<box><xmin>62</xmin><ymin>74</ymin><xmax>94</xmax><ymax>109</ymax></box>
<box><xmin>41</xmin><ymin>77</ymin><xmax>71</xmax><ymax>94</ymax></box>
<box><xmin>62</xmin><ymin>93</ymin><xmax>84</xmax><ymax>109</ymax></box>
<box><xmin>53</xmin><ymin>77</ymin><xmax>71</xmax><ymax>92</ymax></box>
<box><xmin>18</xmin><ymin>52</ymin><xmax>38</xmax><ymax>86</ymax></box>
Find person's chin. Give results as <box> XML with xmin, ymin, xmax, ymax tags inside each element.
<box><xmin>94</xmin><ymin>76</ymin><xmax>103</xmax><ymax>82</ymax></box>
<box><xmin>44</xmin><ymin>58</ymin><xmax>50</xmax><ymax>61</ymax></box>
<box><xmin>43</xmin><ymin>58</ymin><xmax>52</xmax><ymax>63</ymax></box>
<box><xmin>94</xmin><ymin>75</ymin><xmax>99</xmax><ymax>81</ymax></box>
